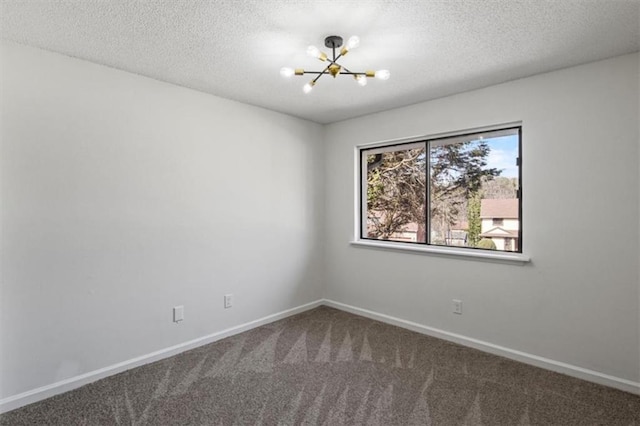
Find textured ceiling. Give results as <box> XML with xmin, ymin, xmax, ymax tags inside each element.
<box><xmin>2</xmin><ymin>0</ymin><xmax>639</xmax><ymax>124</ymax></box>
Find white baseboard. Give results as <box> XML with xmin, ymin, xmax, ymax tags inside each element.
<box><xmin>323</xmin><ymin>299</ymin><xmax>640</xmax><ymax>395</ymax></box>
<box><xmin>0</xmin><ymin>299</ymin><xmax>324</xmax><ymax>414</ymax></box>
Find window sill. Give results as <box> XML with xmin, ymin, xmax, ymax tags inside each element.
<box><xmin>350</xmin><ymin>240</ymin><xmax>531</xmax><ymax>264</ymax></box>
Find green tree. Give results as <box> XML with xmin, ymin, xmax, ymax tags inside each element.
<box><xmin>477</xmin><ymin>238</ymin><xmax>497</xmax><ymax>250</ymax></box>
<box><xmin>467</xmin><ymin>192</ymin><xmax>481</xmax><ymax>247</ymax></box>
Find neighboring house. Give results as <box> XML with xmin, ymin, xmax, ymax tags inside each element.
<box><xmin>389</xmin><ymin>221</ymin><xmax>467</xmax><ymax>245</ymax></box>
<box><xmin>366</xmin><ymin>212</ymin><xmax>420</xmax><ymax>242</ymax></box>
<box><xmin>441</xmin><ymin>221</ymin><xmax>468</xmax><ymax>247</ymax></box>
<box><xmin>480</xmin><ymin>199</ymin><xmax>519</xmax><ymax>251</ymax></box>
<box><xmin>368</xmin><ymin>216</ymin><xmax>468</xmax><ymax>245</ymax></box>
<box><xmin>394</xmin><ymin>222</ymin><xmax>419</xmax><ymax>242</ymax></box>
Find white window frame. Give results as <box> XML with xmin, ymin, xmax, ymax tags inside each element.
<box><xmin>352</xmin><ymin>122</ymin><xmax>530</xmax><ymax>264</ymax></box>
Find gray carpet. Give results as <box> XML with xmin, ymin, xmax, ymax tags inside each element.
<box><xmin>1</xmin><ymin>306</ymin><xmax>639</xmax><ymax>425</ymax></box>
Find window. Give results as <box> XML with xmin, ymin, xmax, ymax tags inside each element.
<box><xmin>360</xmin><ymin>126</ymin><xmax>521</xmax><ymax>253</ymax></box>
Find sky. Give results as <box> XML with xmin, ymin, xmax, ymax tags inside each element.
<box><xmin>484</xmin><ymin>134</ymin><xmax>519</xmax><ymax>178</ymax></box>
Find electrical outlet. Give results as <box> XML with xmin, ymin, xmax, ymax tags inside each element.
<box><xmin>452</xmin><ymin>299</ymin><xmax>463</xmax><ymax>315</ymax></box>
<box><xmin>173</xmin><ymin>305</ymin><xmax>184</xmax><ymax>322</ymax></box>
<box><xmin>224</xmin><ymin>294</ymin><xmax>233</xmax><ymax>309</ymax></box>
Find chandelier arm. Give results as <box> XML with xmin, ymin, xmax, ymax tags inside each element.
<box><xmin>338</xmin><ymin>64</ymin><xmax>367</xmax><ymax>76</ymax></box>
<box><xmin>312</xmin><ymin>72</ymin><xmax>327</xmax><ymax>84</ymax></box>
<box><xmin>339</xmin><ymin>64</ymin><xmax>356</xmax><ymax>74</ymax></box>
<box><xmin>300</xmin><ymin>69</ymin><xmax>366</xmax><ymax>76</ymax></box>
<box><xmin>312</xmin><ymin>63</ymin><xmax>333</xmax><ymax>83</ymax></box>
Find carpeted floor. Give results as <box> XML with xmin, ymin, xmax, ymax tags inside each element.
<box><xmin>1</xmin><ymin>306</ymin><xmax>639</xmax><ymax>425</ymax></box>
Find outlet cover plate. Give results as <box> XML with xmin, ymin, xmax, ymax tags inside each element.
<box><xmin>173</xmin><ymin>305</ymin><xmax>184</xmax><ymax>322</ymax></box>
<box><xmin>224</xmin><ymin>294</ymin><xmax>233</xmax><ymax>309</ymax></box>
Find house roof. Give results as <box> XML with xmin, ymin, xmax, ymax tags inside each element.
<box><xmin>480</xmin><ymin>199</ymin><xmax>519</xmax><ymax>219</ymax></box>
<box><xmin>480</xmin><ymin>227</ymin><xmax>519</xmax><ymax>238</ymax></box>
<box><xmin>451</xmin><ymin>221</ymin><xmax>468</xmax><ymax>230</ymax></box>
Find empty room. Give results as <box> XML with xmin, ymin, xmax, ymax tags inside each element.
<box><xmin>1</xmin><ymin>0</ymin><xmax>639</xmax><ymax>424</ymax></box>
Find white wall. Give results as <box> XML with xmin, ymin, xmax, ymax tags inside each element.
<box><xmin>324</xmin><ymin>54</ymin><xmax>640</xmax><ymax>383</ymax></box>
<box><xmin>0</xmin><ymin>42</ymin><xmax>324</xmax><ymax>400</ymax></box>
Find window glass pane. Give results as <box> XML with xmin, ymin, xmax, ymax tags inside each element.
<box><xmin>429</xmin><ymin>129</ymin><xmax>520</xmax><ymax>252</ymax></box>
<box><xmin>363</xmin><ymin>144</ymin><xmax>427</xmax><ymax>243</ymax></box>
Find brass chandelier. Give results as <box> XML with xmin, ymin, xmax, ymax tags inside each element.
<box><xmin>280</xmin><ymin>35</ymin><xmax>390</xmax><ymax>93</ymax></box>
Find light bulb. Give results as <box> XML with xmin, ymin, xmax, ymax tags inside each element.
<box><xmin>307</xmin><ymin>45</ymin><xmax>320</xmax><ymax>58</ymax></box>
<box><xmin>375</xmin><ymin>69</ymin><xmax>390</xmax><ymax>80</ymax></box>
<box><xmin>306</xmin><ymin>45</ymin><xmax>327</xmax><ymax>61</ymax></box>
<box><xmin>355</xmin><ymin>75</ymin><xmax>367</xmax><ymax>86</ymax></box>
<box><xmin>303</xmin><ymin>82</ymin><xmax>314</xmax><ymax>94</ymax></box>
<box><xmin>280</xmin><ymin>67</ymin><xmax>294</xmax><ymax>78</ymax></box>
<box><xmin>341</xmin><ymin>35</ymin><xmax>360</xmax><ymax>55</ymax></box>
<box><xmin>347</xmin><ymin>35</ymin><xmax>360</xmax><ymax>50</ymax></box>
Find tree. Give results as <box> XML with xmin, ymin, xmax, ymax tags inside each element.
<box><xmin>482</xmin><ymin>176</ymin><xmax>518</xmax><ymax>199</ymax></box>
<box><xmin>366</xmin><ymin>149</ymin><xmax>426</xmax><ymax>240</ymax></box>
<box><xmin>467</xmin><ymin>192</ymin><xmax>481</xmax><ymax>247</ymax></box>
<box><xmin>429</xmin><ymin>140</ymin><xmax>500</xmax><ymax>229</ymax></box>
<box><xmin>477</xmin><ymin>238</ymin><xmax>497</xmax><ymax>250</ymax></box>
<box><xmin>365</xmin><ymin>140</ymin><xmax>500</xmax><ymax>242</ymax></box>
